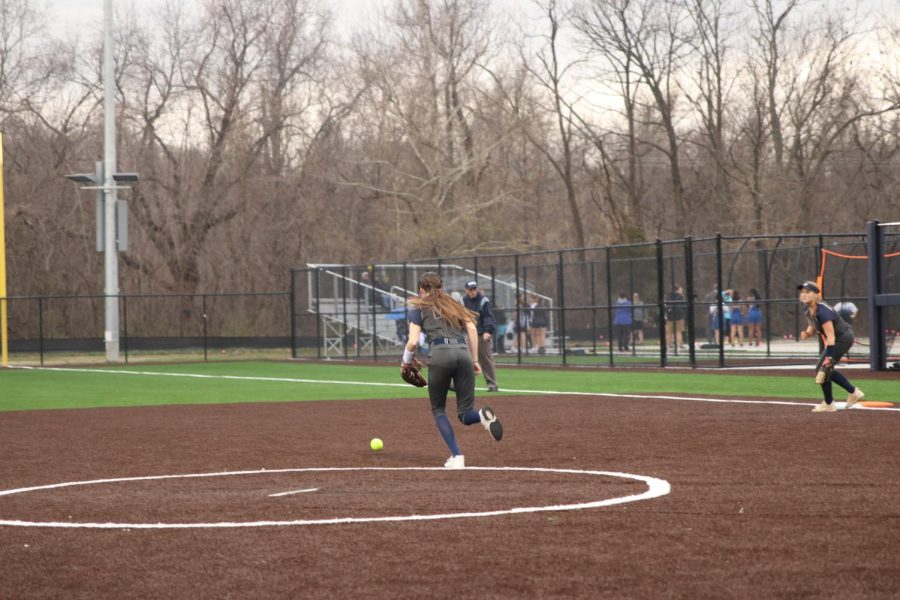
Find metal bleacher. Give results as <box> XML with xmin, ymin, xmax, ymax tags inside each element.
<box><xmin>306</xmin><ymin>264</ymin><xmax>556</xmax><ymax>358</ymax></box>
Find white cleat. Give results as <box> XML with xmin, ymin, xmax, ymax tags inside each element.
<box><xmin>846</xmin><ymin>388</ymin><xmax>864</xmax><ymax>409</ymax></box>
<box><xmin>444</xmin><ymin>455</ymin><xmax>465</xmax><ymax>469</ymax></box>
<box><xmin>811</xmin><ymin>401</ymin><xmax>837</xmax><ymax>413</ymax></box>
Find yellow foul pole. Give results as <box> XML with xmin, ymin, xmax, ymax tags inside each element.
<box><xmin>0</xmin><ymin>132</ymin><xmax>7</xmax><ymax>367</ymax></box>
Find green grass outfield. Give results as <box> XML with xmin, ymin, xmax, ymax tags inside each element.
<box><xmin>0</xmin><ymin>361</ymin><xmax>895</xmax><ymax>412</ymax></box>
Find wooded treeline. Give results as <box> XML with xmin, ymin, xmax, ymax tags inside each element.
<box><xmin>1</xmin><ymin>0</ymin><xmax>897</xmax><ymax>296</ymax></box>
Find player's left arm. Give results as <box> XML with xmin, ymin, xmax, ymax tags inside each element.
<box><xmin>820</xmin><ymin>320</ymin><xmax>837</xmax><ymax>372</ymax></box>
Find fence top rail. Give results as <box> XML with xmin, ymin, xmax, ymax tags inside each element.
<box><xmin>300</xmin><ymin>238</ymin><xmax>880</xmax><ymax>275</ymax></box>
<box><xmin>297</xmin><ymin>231</ymin><xmax>880</xmax><ymax>271</ymax></box>
<box><xmin>4</xmin><ymin>291</ymin><xmax>291</xmax><ymax>301</ymax></box>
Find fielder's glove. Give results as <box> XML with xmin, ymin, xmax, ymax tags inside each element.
<box><xmin>401</xmin><ymin>358</ymin><xmax>427</xmax><ymax>387</ymax></box>
<box><xmin>815</xmin><ymin>356</ymin><xmax>834</xmax><ymax>385</ymax></box>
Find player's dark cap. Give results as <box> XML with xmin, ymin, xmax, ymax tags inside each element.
<box><xmin>465</xmin><ymin>280</ymin><xmax>478</xmax><ymax>289</ymax></box>
<box><xmin>797</xmin><ymin>281</ymin><xmax>820</xmax><ymax>293</ymax></box>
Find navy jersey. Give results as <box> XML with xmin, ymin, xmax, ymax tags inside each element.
<box><xmin>462</xmin><ymin>293</ymin><xmax>496</xmax><ymax>335</ymax></box>
<box><xmin>807</xmin><ymin>302</ymin><xmax>853</xmax><ymax>341</ymax></box>
<box><xmin>408</xmin><ymin>307</ymin><xmax>467</xmax><ymax>343</ymax></box>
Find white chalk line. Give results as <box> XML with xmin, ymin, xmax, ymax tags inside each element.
<box><xmin>0</xmin><ymin>467</ymin><xmax>670</xmax><ymax>529</ymax></box>
<box><xmin>11</xmin><ymin>365</ymin><xmax>899</xmax><ymax>411</ymax></box>
<box><xmin>269</xmin><ymin>488</ymin><xmax>319</xmax><ymax>497</ymax></box>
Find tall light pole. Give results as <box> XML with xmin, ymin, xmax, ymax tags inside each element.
<box><xmin>66</xmin><ymin>0</ymin><xmax>137</xmax><ymax>363</ymax></box>
<box><xmin>102</xmin><ymin>0</ymin><xmax>119</xmax><ymax>362</ymax></box>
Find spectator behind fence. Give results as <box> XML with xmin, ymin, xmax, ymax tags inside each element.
<box><xmin>703</xmin><ymin>285</ymin><xmax>718</xmax><ymax>345</ymax></box>
<box><xmin>613</xmin><ymin>291</ymin><xmax>632</xmax><ymax>352</ymax></box>
<box><xmin>665</xmin><ymin>285</ymin><xmax>687</xmax><ymax>349</ymax></box>
<box><xmin>724</xmin><ymin>289</ymin><xmax>736</xmax><ymax>344</ymax></box>
<box><xmin>494</xmin><ymin>303</ymin><xmax>508</xmax><ymax>354</ymax></box>
<box><xmin>746</xmin><ymin>288</ymin><xmax>763</xmax><ymax>346</ymax></box>
<box><xmin>512</xmin><ymin>294</ymin><xmax>531</xmax><ymax>353</ymax></box>
<box><xmin>529</xmin><ymin>293</ymin><xmax>549</xmax><ymax>355</ymax></box>
<box><xmin>730</xmin><ymin>290</ymin><xmax>744</xmax><ymax>346</ymax></box>
<box><xmin>632</xmin><ymin>292</ymin><xmax>646</xmax><ymax>344</ymax></box>
<box><xmin>377</xmin><ymin>275</ymin><xmax>393</xmax><ymax>310</ymax></box>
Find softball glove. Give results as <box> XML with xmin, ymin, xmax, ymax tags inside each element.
<box><xmin>401</xmin><ymin>358</ymin><xmax>427</xmax><ymax>387</ymax></box>
<box><xmin>815</xmin><ymin>357</ymin><xmax>834</xmax><ymax>385</ymax></box>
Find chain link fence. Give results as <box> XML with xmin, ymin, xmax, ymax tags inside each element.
<box><xmin>4</xmin><ymin>230</ymin><xmax>897</xmax><ymax>368</ymax></box>
<box><xmin>293</xmin><ymin>232</ymin><xmax>899</xmax><ymax>369</ymax></box>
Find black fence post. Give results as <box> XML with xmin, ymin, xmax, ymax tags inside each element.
<box><xmin>289</xmin><ymin>270</ymin><xmax>297</xmax><ymax>359</ymax></box>
<box><xmin>202</xmin><ymin>294</ymin><xmax>208</xmax><ymax>362</ymax></box>
<box><xmin>716</xmin><ymin>234</ymin><xmax>725</xmax><ymax>368</ymax></box>
<box><xmin>38</xmin><ymin>296</ymin><xmax>44</xmax><ymax>366</ymax></box>
<box><xmin>558</xmin><ymin>251</ymin><xmax>567</xmax><ymax>365</ymax></box>
<box><xmin>489</xmin><ymin>264</ymin><xmax>496</xmax><ymax>302</ymax></box>
<box><xmin>372</xmin><ymin>264</ymin><xmax>379</xmax><ymax>362</ymax></box>
<box><xmin>489</xmin><ymin>264</ymin><xmax>497</xmax><ymax>353</ymax></box>
<box><xmin>514</xmin><ymin>254</ymin><xmax>520</xmax><ymax>364</ymax></box>
<box><xmin>522</xmin><ymin>265</ymin><xmax>529</xmax><ymax>358</ymax></box>
<box><xmin>628</xmin><ymin>258</ymin><xmax>635</xmax><ymax>356</ymax></box>
<box><xmin>606</xmin><ymin>247</ymin><xmax>614</xmax><ymax>366</ymax></box>
<box><xmin>355</xmin><ymin>266</ymin><xmax>362</xmax><ymax>359</ymax></box>
<box><xmin>685</xmin><ymin>236</ymin><xmax>696</xmax><ymax>368</ymax></box>
<box><xmin>342</xmin><ymin>266</ymin><xmax>349</xmax><ymax>360</ymax></box>
<box><xmin>403</xmin><ymin>261</ymin><xmax>410</xmax><ymax>353</ymax></box>
<box><xmin>656</xmin><ymin>240</ymin><xmax>666</xmax><ymax>367</ymax></box>
<box><xmin>759</xmin><ymin>245</ymin><xmax>770</xmax><ymax>356</ymax></box>
<box><xmin>590</xmin><ymin>260</ymin><xmax>597</xmax><ymax>356</ymax></box>
<box><xmin>866</xmin><ymin>220</ymin><xmax>886</xmax><ymax>370</ymax></box>
<box><xmin>816</xmin><ymin>234</ymin><xmax>824</xmax><ymax>278</ymax></box>
<box><xmin>122</xmin><ymin>295</ymin><xmax>129</xmax><ymax>364</ymax></box>
<box><xmin>314</xmin><ymin>268</ymin><xmax>322</xmax><ymax>360</ymax></box>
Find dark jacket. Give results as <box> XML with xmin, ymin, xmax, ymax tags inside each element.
<box><xmin>665</xmin><ymin>291</ymin><xmax>687</xmax><ymax>321</ymax></box>
<box><xmin>462</xmin><ymin>293</ymin><xmax>496</xmax><ymax>335</ymax></box>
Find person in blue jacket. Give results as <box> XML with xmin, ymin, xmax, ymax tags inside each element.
<box><xmin>613</xmin><ymin>291</ymin><xmax>632</xmax><ymax>351</ymax></box>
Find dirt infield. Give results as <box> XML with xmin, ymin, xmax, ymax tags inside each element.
<box><xmin>1</xmin><ymin>393</ymin><xmax>899</xmax><ymax>599</ymax></box>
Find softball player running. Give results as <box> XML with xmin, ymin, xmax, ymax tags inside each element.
<box><xmin>797</xmin><ymin>281</ymin><xmax>864</xmax><ymax>412</ymax></box>
<box><xmin>402</xmin><ymin>272</ymin><xmax>503</xmax><ymax>468</ymax></box>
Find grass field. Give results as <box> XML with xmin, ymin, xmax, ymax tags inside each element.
<box><xmin>3</xmin><ymin>360</ymin><xmax>899</xmax><ymax>598</ymax></box>
<box><xmin>1</xmin><ymin>360</ymin><xmax>895</xmax><ymax>412</ymax></box>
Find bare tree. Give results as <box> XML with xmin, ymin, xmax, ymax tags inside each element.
<box><xmin>747</xmin><ymin>0</ymin><xmax>900</xmax><ymax>230</ymax></box>
<box><xmin>339</xmin><ymin>0</ymin><xmax>504</xmax><ymax>258</ymax></box>
<box><xmin>749</xmin><ymin>0</ymin><xmax>796</xmax><ymax>174</ymax></box>
<box><xmin>573</xmin><ymin>0</ymin><xmax>693</xmax><ymax>234</ymax></box>
<box><xmin>727</xmin><ymin>63</ymin><xmax>772</xmax><ymax>233</ymax></box>
<box><xmin>679</xmin><ymin>0</ymin><xmax>736</xmax><ymax>217</ymax></box>
<box><xmin>122</xmin><ymin>0</ymin><xmax>334</xmax><ymax>292</ymax></box>
<box><xmin>521</xmin><ymin>0</ymin><xmax>588</xmax><ymax>252</ymax></box>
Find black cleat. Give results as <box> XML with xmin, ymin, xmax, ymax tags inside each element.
<box><xmin>479</xmin><ymin>406</ymin><xmax>503</xmax><ymax>441</ymax></box>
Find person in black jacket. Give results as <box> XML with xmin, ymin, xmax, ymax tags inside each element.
<box><xmin>463</xmin><ymin>280</ymin><xmax>499</xmax><ymax>392</ymax></box>
<box><xmin>665</xmin><ymin>284</ymin><xmax>687</xmax><ymax>349</ymax></box>
<box><xmin>529</xmin><ymin>293</ymin><xmax>549</xmax><ymax>355</ymax></box>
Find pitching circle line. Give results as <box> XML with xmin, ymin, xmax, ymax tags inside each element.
<box><xmin>0</xmin><ymin>466</ymin><xmax>671</xmax><ymax>529</ymax></box>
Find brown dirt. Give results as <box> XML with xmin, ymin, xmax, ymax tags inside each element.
<box><xmin>1</xmin><ymin>394</ymin><xmax>899</xmax><ymax>599</ymax></box>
